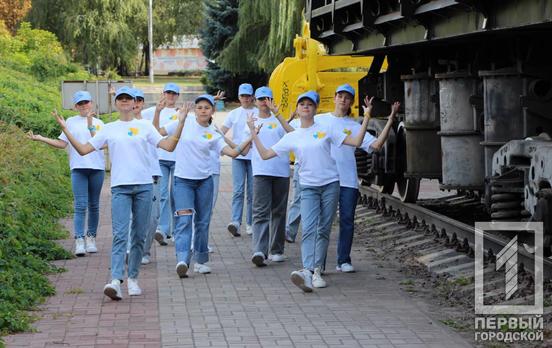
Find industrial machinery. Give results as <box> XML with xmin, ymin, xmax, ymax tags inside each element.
<box><xmin>298</xmin><ymin>0</ymin><xmax>552</xmax><ymax>229</ymax></box>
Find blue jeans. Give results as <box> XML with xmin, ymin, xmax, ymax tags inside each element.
<box><xmin>111</xmin><ymin>184</ymin><xmax>153</xmax><ymax>280</ymax></box>
<box><xmin>337</xmin><ymin>187</ymin><xmax>359</xmax><ymax>266</ymax></box>
<box><xmin>143</xmin><ymin>177</ymin><xmax>161</xmax><ymax>257</ymax></box>
<box><xmin>159</xmin><ymin>160</ymin><xmax>176</xmax><ymax>237</ymax></box>
<box><xmin>71</xmin><ymin>169</ymin><xmax>105</xmax><ymax>239</ymax></box>
<box><xmin>174</xmin><ymin>176</ymin><xmax>213</xmax><ymax>265</ymax></box>
<box><xmin>300</xmin><ymin>181</ymin><xmax>340</xmax><ymax>271</ymax></box>
<box><xmin>286</xmin><ymin>168</ymin><xmax>301</xmax><ymax>241</ymax></box>
<box><xmin>231</xmin><ymin>159</ymin><xmax>252</xmax><ymax>227</ymax></box>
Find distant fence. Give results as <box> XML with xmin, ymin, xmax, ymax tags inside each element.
<box><xmin>61</xmin><ymin>80</ymin><xmax>132</xmax><ymax>114</ymax></box>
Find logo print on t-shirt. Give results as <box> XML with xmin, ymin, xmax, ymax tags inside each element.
<box><xmin>202</xmin><ymin>131</ymin><xmax>213</xmax><ymax>140</ymax></box>
<box><xmin>170</xmin><ymin>114</ymin><xmax>178</xmax><ymax>121</ymax></box>
<box><xmin>128</xmin><ymin>127</ymin><xmax>139</xmax><ymax>136</ymax></box>
<box><xmin>95</xmin><ymin>124</ymin><xmax>101</xmax><ymax>131</ymax></box>
<box><xmin>267</xmin><ymin>122</ymin><xmax>278</xmax><ymax>130</ymax></box>
<box><xmin>313</xmin><ymin>131</ymin><xmax>326</xmax><ymax>139</ymax></box>
<box><xmin>343</xmin><ymin>128</ymin><xmax>351</xmax><ymax>135</ymax></box>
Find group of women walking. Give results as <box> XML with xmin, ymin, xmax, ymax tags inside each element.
<box><xmin>29</xmin><ymin>81</ymin><xmax>399</xmax><ymax>299</ymax></box>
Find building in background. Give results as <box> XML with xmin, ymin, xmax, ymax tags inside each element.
<box><xmin>152</xmin><ymin>36</ymin><xmax>207</xmax><ymax>75</ymax></box>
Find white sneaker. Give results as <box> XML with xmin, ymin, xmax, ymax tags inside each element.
<box><xmin>246</xmin><ymin>225</ymin><xmax>253</xmax><ymax>235</ymax></box>
<box><xmin>127</xmin><ymin>278</ymin><xmax>142</xmax><ymax>296</ymax></box>
<box><xmin>103</xmin><ymin>279</ymin><xmax>122</xmax><ymax>300</ymax></box>
<box><xmin>75</xmin><ymin>238</ymin><xmax>86</xmax><ymax>257</ymax></box>
<box><xmin>154</xmin><ymin>230</ymin><xmax>168</xmax><ymax>246</ymax></box>
<box><xmin>290</xmin><ymin>269</ymin><xmax>313</xmax><ymax>293</ymax></box>
<box><xmin>208</xmin><ymin>245</ymin><xmax>214</xmax><ymax>253</ymax></box>
<box><xmin>312</xmin><ymin>268</ymin><xmax>327</xmax><ymax>288</ymax></box>
<box><xmin>269</xmin><ymin>254</ymin><xmax>285</xmax><ymax>262</ymax></box>
<box><xmin>251</xmin><ymin>252</ymin><xmax>266</xmax><ymax>267</ymax></box>
<box><xmin>336</xmin><ymin>263</ymin><xmax>355</xmax><ymax>273</ymax></box>
<box><xmin>85</xmin><ymin>236</ymin><xmax>97</xmax><ymax>253</ymax></box>
<box><xmin>176</xmin><ymin>261</ymin><xmax>189</xmax><ymax>278</ymax></box>
<box><xmin>194</xmin><ymin>263</ymin><xmax>211</xmax><ymax>274</ymax></box>
<box><xmin>141</xmin><ymin>255</ymin><xmax>151</xmax><ymax>265</ymax></box>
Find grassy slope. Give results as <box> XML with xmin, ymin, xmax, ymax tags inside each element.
<box><xmin>0</xmin><ymin>63</ymin><xmax>73</xmax><ymax>336</ymax></box>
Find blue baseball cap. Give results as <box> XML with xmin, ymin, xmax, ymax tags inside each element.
<box><xmin>163</xmin><ymin>83</ymin><xmax>180</xmax><ymax>94</ymax></box>
<box><xmin>132</xmin><ymin>88</ymin><xmax>145</xmax><ymax>100</ymax></box>
<box><xmin>297</xmin><ymin>90</ymin><xmax>320</xmax><ymax>105</ymax></box>
<box><xmin>255</xmin><ymin>86</ymin><xmax>273</xmax><ymax>99</ymax></box>
<box><xmin>115</xmin><ymin>86</ymin><xmax>136</xmax><ymax>99</ymax></box>
<box><xmin>336</xmin><ymin>83</ymin><xmax>355</xmax><ymax>97</ymax></box>
<box><xmin>195</xmin><ymin>94</ymin><xmax>215</xmax><ymax>106</ymax></box>
<box><xmin>72</xmin><ymin>91</ymin><xmax>92</xmax><ymax>104</ymax></box>
<box><xmin>238</xmin><ymin>83</ymin><xmax>253</xmax><ymax>96</ymax></box>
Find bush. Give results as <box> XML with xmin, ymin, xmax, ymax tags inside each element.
<box><xmin>0</xmin><ymin>123</ymin><xmax>73</xmax><ymax>335</ymax></box>
<box><xmin>0</xmin><ymin>22</ymin><xmax>91</xmax><ymax>82</ymax></box>
<box><xmin>0</xmin><ymin>23</ymin><xmax>86</xmax><ymax>340</ymax></box>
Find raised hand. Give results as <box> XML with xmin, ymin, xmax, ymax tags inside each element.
<box><xmin>52</xmin><ymin>109</ymin><xmax>67</xmax><ymax>129</ymax></box>
<box><xmin>214</xmin><ymin>90</ymin><xmax>226</xmax><ymax>100</ymax></box>
<box><xmin>156</xmin><ymin>95</ymin><xmax>167</xmax><ymax>112</ymax></box>
<box><xmin>246</xmin><ymin>112</ymin><xmax>257</xmax><ymax>132</ymax></box>
<box><xmin>254</xmin><ymin>123</ymin><xmax>264</xmax><ymax>135</ymax></box>
<box><xmin>266</xmin><ymin>99</ymin><xmax>280</xmax><ymax>115</ymax></box>
<box><xmin>286</xmin><ymin>110</ymin><xmax>298</xmax><ymax>123</ymax></box>
<box><xmin>389</xmin><ymin>101</ymin><xmax>400</xmax><ymax>120</ymax></box>
<box><xmin>178</xmin><ymin>101</ymin><xmax>194</xmax><ymax>122</ymax></box>
<box><xmin>27</xmin><ymin>130</ymin><xmax>39</xmax><ymax>141</ymax></box>
<box><xmin>362</xmin><ymin>96</ymin><xmax>375</xmax><ymax>117</ymax></box>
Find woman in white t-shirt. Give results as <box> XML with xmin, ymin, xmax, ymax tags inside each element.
<box><xmin>245</xmin><ymin>86</ymin><xmax>291</xmax><ymax>267</ymax></box>
<box><xmin>28</xmin><ymin>90</ymin><xmax>105</xmax><ymax>257</ymax></box>
<box><xmin>317</xmin><ymin>84</ymin><xmax>399</xmax><ymax>274</ymax></box>
<box><xmin>130</xmin><ymin>88</ymin><xmax>164</xmax><ymax>266</ymax></box>
<box><xmin>247</xmin><ymin>91</ymin><xmax>373</xmax><ymax>293</ymax></box>
<box><xmin>53</xmin><ymin>86</ymin><xmax>186</xmax><ymax>301</ymax></box>
<box><xmin>154</xmin><ymin>94</ymin><xmax>256</xmax><ymax>278</ymax></box>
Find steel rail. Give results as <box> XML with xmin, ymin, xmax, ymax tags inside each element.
<box><xmin>358</xmin><ymin>185</ymin><xmax>552</xmax><ymax>279</ymax></box>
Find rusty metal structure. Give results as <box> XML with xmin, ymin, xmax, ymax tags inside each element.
<box><xmin>307</xmin><ymin>0</ymin><xmax>552</xmax><ymax>225</ymax></box>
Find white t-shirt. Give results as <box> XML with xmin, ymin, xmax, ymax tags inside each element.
<box><xmin>142</xmin><ymin>106</ymin><xmax>179</xmax><ymax>162</ymax></box>
<box><xmin>244</xmin><ymin>114</ymin><xmax>289</xmax><ymax>178</ymax></box>
<box><xmin>165</xmin><ymin>117</ymin><xmax>227</xmax><ymax>180</ymax></box>
<box><xmin>136</xmin><ymin>118</ymin><xmax>163</xmax><ymax>177</ymax></box>
<box><xmin>317</xmin><ymin>113</ymin><xmax>376</xmax><ymax>189</ymax></box>
<box><xmin>209</xmin><ymin>122</ymin><xmax>222</xmax><ymax>175</ymax></box>
<box><xmin>88</xmin><ymin>119</ymin><xmax>163</xmax><ymax>187</ymax></box>
<box><xmin>210</xmin><ymin>148</ymin><xmax>221</xmax><ymax>175</ymax></box>
<box><xmin>222</xmin><ymin>106</ymin><xmax>257</xmax><ymax>160</ymax></box>
<box><xmin>271</xmin><ymin>121</ymin><xmax>347</xmax><ymax>187</ymax></box>
<box><xmin>58</xmin><ymin>115</ymin><xmax>105</xmax><ymax>171</ymax></box>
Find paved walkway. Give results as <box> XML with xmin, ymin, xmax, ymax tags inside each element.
<box><xmin>5</xmin><ymin>158</ymin><xmax>472</xmax><ymax>348</ymax></box>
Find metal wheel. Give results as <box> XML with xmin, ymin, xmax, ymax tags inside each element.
<box><xmin>396</xmin><ymin>176</ymin><xmax>420</xmax><ymax>203</ymax></box>
<box><xmin>395</xmin><ymin>123</ymin><xmax>420</xmax><ymax>202</ymax></box>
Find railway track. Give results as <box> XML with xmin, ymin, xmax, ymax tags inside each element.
<box><xmin>357</xmin><ymin>185</ymin><xmax>552</xmax><ymax>280</ymax></box>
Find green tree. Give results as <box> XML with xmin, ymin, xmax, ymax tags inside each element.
<box><xmin>217</xmin><ymin>0</ymin><xmax>303</xmax><ymax>74</ymax></box>
<box><xmin>199</xmin><ymin>0</ymin><xmax>239</xmax><ymax>95</ymax></box>
<box><xmin>27</xmin><ymin>0</ymin><xmax>203</xmax><ymax>75</ymax></box>
<box><xmin>25</xmin><ymin>0</ymin><xmax>66</xmax><ymax>42</ymax></box>
<box><xmin>62</xmin><ymin>0</ymin><xmax>145</xmax><ymax>74</ymax></box>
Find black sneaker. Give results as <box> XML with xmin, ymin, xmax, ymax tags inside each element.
<box><xmin>227</xmin><ymin>222</ymin><xmax>241</xmax><ymax>237</ymax></box>
<box><xmin>251</xmin><ymin>252</ymin><xmax>266</xmax><ymax>267</ymax></box>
